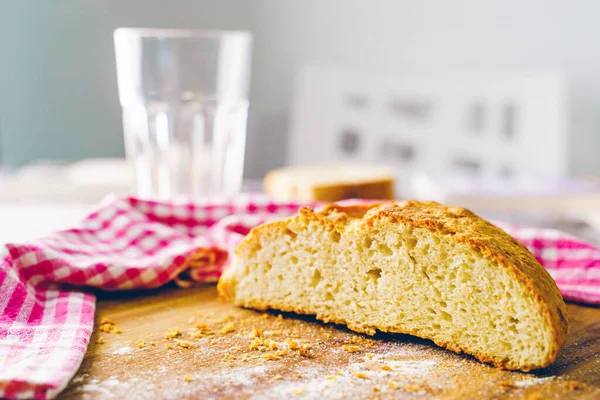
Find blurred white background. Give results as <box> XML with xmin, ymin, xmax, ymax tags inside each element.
<box><xmin>1</xmin><ymin>0</ymin><xmax>600</xmax><ymax>179</ymax></box>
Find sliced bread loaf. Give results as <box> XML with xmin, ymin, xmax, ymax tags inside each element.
<box><xmin>218</xmin><ymin>201</ymin><xmax>569</xmax><ymax>371</ymax></box>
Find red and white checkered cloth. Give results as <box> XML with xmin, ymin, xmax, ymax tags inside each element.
<box><xmin>1</xmin><ymin>194</ymin><xmax>599</xmax><ymax>399</ymax></box>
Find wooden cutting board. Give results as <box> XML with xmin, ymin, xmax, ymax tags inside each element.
<box><xmin>59</xmin><ymin>284</ymin><xmax>600</xmax><ymax>400</ymax></box>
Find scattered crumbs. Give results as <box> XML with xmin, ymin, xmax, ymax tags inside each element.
<box><xmin>175</xmin><ymin>339</ymin><xmax>192</xmax><ymax>349</ymax></box>
<box><xmin>250</xmin><ymin>327</ymin><xmax>262</xmax><ymax>338</ymax></box>
<box><xmin>165</xmin><ymin>327</ymin><xmax>182</xmax><ymax>339</ymax></box>
<box><xmin>563</xmin><ymin>381</ymin><xmax>586</xmax><ymax>390</ymax></box>
<box><xmin>277</xmin><ymin>314</ymin><xmax>283</xmax><ymax>320</ymax></box>
<box><xmin>149</xmin><ymin>341</ymin><xmax>155</xmax><ymax>346</ymax></box>
<box><xmin>166</xmin><ymin>343</ymin><xmax>173</xmax><ymax>350</ymax></box>
<box><xmin>219</xmin><ymin>314</ymin><xmax>235</xmax><ymax>323</ymax></box>
<box><xmin>388</xmin><ymin>381</ymin><xmax>399</xmax><ymax>390</ymax></box>
<box><xmin>100</xmin><ymin>318</ymin><xmax>115</xmax><ymax>325</ymax></box>
<box><xmin>354</xmin><ymin>372</ymin><xmax>369</xmax><ymax>379</ymax></box>
<box><xmin>264</xmin><ymin>353</ymin><xmax>279</xmax><ymax>361</ymax></box>
<box><xmin>372</xmin><ymin>386</ymin><xmax>380</xmax><ymax>392</ymax></box>
<box><xmin>95</xmin><ymin>337</ymin><xmax>104</xmax><ymax>344</ymax></box>
<box><xmin>272</xmin><ymin>375</ymin><xmax>283</xmax><ymax>381</ymax></box>
<box><xmin>292</xmin><ymin>332</ymin><xmax>300</xmax><ymax>338</ymax></box>
<box><xmin>241</xmin><ymin>355</ymin><xmax>249</xmax><ymax>362</ymax></box>
<box><xmin>298</xmin><ymin>346</ymin><xmax>311</xmax><ymax>357</ymax></box>
<box><xmin>269</xmin><ymin>340</ymin><xmax>279</xmax><ymax>350</ymax></box>
<box><xmin>98</xmin><ymin>324</ymin><xmax>113</xmax><ymax>333</ymax></box>
<box><xmin>188</xmin><ymin>316</ymin><xmax>195</xmax><ymax>324</ymax></box>
<box><xmin>114</xmin><ymin>326</ymin><xmax>122</xmax><ymax>334</ymax></box>
<box><xmin>406</xmin><ymin>383</ymin><xmax>422</xmax><ymax>392</ymax></box>
<box><xmin>292</xmin><ymin>387</ymin><xmax>305</xmax><ymax>395</ymax></box>
<box><xmin>276</xmin><ymin>350</ymin><xmax>289</xmax><ymax>357</ymax></box>
<box><xmin>366</xmin><ymin>353</ymin><xmax>375</xmax><ymax>359</ymax></box>
<box><xmin>296</xmin><ymin>373</ymin><xmax>303</xmax><ymax>379</ymax></box>
<box><xmin>184</xmin><ymin>374</ymin><xmax>193</xmax><ymax>382</ymax></box>
<box><xmin>195</xmin><ymin>323</ymin><xmax>209</xmax><ymax>331</ymax></box>
<box><xmin>136</xmin><ymin>340</ymin><xmax>145</xmax><ymax>349</ymax></box>
<box><xmin>350</xmin><ymin>336</ymin><xmax>361</xmax><ymax>344</ymax></box>
<box><xmin>381</xmin><ymin>365</ymin><xmax>392</xmax><ymax>371</ymax></box>
<box><xmin>325</xmin><ymin>375</ymin><xmax>337</xmax><ymax>380</ymax></box>
<box><xmin>326</xmin><ymin>333</ymin><xmax>333</xmax><ymax>339</ymax></box>
<box><xmin>285</xmin><ymin>339</ymin><xmax>299</xmax><ymax>350</ymax></box>
<box><xmin>260</xmin><ymin>313</ymin><xmax>269</xmax><ymax>320</ymax></box>
<box><xmin>342</xmin><ymin>345</ymin><xmax>361</xmax><ymax>353</ymax></box>
<box><xmin>220</xmin><ymin>323</ymin><xmax>235</xmax><ymax>334</ymax></box>
<box><xmin>249</xmin><ymin>338</ymin><xmax>263</xmax><ymax>351</ymax></box>
<box><xmin>335</xmin><ymin>370</ymin><xmax>343</xmax><ymax>376</ymax></box>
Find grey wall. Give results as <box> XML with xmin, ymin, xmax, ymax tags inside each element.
<box><xmin>2</xmin><ymin>1</ymin><xmax>600</xmax><ymax>177</ymax></box>
<box><xmin>0</xmin><ymin>0</ymin><xmax>253</xmax><ymax>165</ymax></box>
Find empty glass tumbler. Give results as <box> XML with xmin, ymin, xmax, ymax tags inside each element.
<box><xmin>114</xmin><ymin>28</ymin><xmax>252</xmax><ymax>199</ymax></box>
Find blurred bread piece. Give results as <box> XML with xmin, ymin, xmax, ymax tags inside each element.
<box><xmin>264</xmin><ymin>163</ymin><xmax>396</xmax><ymax>202</ymax></box>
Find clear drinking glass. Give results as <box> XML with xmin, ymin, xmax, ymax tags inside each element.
<box><xmin>114</xmin><ymin>28</ymin><xmax>252</xmax><ymax>199</ymax></box>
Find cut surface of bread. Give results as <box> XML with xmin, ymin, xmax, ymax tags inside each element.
<box><xmin>264</xmin><ymin>163</ymin><xmax>395</xmax><ymax>202</ymax></box>
<box><xmin>218</xmin><ymin>201</ymin><xmax>569</xmax><ymax>371</ymax></box>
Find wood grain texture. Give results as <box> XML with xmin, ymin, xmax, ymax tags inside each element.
<box><xmin>59</xmin><ymin>285</ymin><xmax>600</xmax><ymax>399</ymax></box>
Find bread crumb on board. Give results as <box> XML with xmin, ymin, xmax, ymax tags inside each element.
<box><xmin>220</xmin><ymin>323</ymin><xmax>235</xmax><ymax>334</ymax></box>
<box><xmin>95</xmin><ymin>337</ymin><xmax>104</xmax><ymax>344</ymax></box>
<box><xmin>342</xmin><ymin>345</ymin><xmax>361</xmax><ymax>353</ymax></box>
<box><xmin>388</xmin><ymin>381</ymin><xmax>400</xmax><ymax>390</ymax></box>
<box><xmin>250</xmin><ymin>327</ymin><xmax>262</xmax><ymax>338</ymax></box>
<box><xmin>165</xmin><ymin>327</ymin><xmax>182</xmax><ymax>339</ymax></box>
<box><xmin>97</xmin><ymin>318</ymin><xmax>124</xmax><ymax>335</ymax></box>
<box><xmin>298</xmin><ymin>346</ymin><xmax>311</xmax><ymax>357</ymax></box>
<box><xmin>184</xmin><ymin>374</ymin><xmax>193</xmax><ymax>382</ymax></box>
<box><xmin>175</xmin><ymin>339</ymin><xmax>193</xmax><ymax>349</ymax></box>
<box><xmin>354</xmin><ymin>372</ymin><xmax>369</xmax><ymax>379</ymax></box>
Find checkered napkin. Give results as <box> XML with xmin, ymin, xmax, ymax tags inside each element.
<box><xmin>1</xmin><ymin>194</ymin><xmax>599</xmax><ymax>399</ymax></box>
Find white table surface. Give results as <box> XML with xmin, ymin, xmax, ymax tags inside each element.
<box><xmin>0</xmin><ymin>203</ymin><xmax>92</xmax><ymax>244</ymax></box>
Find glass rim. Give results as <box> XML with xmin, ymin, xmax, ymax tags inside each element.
<box><xmin>114</xmin><ymin>27</ymin><xmax>252</xmax><ymax>40</ymax></box>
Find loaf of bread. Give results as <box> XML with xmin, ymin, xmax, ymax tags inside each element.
<box><xmin>264</xmin><ymin>163</ymin><xmax>395</xmax><ymax>202</ymax></box>
<box><xmin>218</xmin><ymin>201</ymin><xmax>569</xmax><ymax>371</ymax></box>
